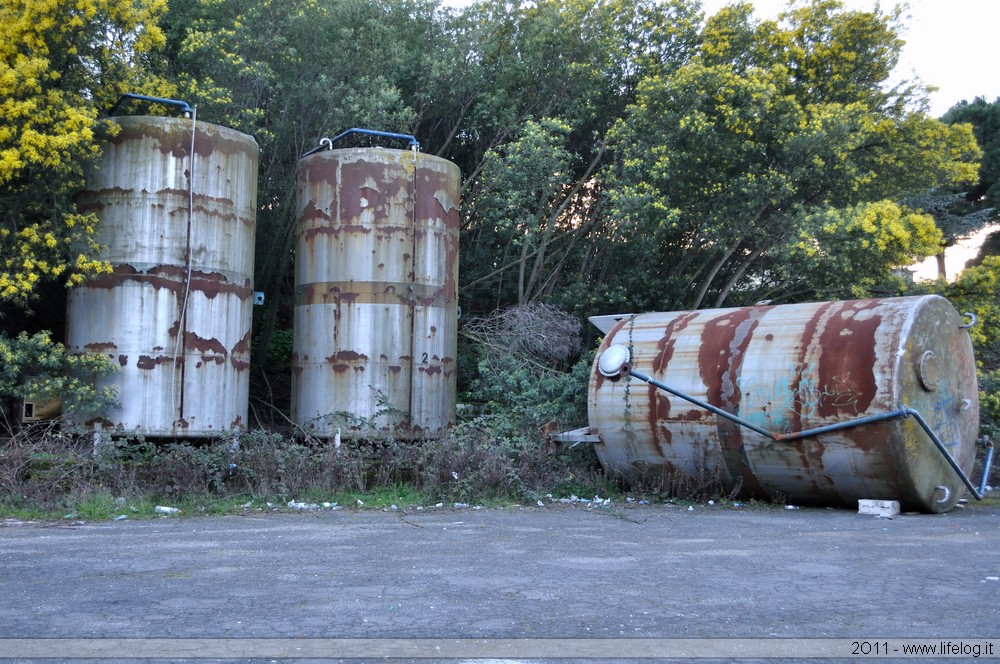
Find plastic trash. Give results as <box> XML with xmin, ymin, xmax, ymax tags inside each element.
<box><xmin>114</xmin><ymin>515</ymin><xmax>128</xmax><ymax>521</ymax></box>
<box><xmin>154</xmin><ymin>506</ymin><xmax>180</xmax><ymax>514</ymax></box>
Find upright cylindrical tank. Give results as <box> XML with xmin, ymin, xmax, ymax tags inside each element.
<box><xmin>589</xmin><ymin>296</ymin><xmax>979</xmax><ymax>513</ymax></box>
<box><xmin>67</xmin><ymin>116</ymin><xmax>259</xmax><ymax>436</ymax></box>
<box><xmin>292</xmin><ymin>147</ymin><xmax>460</xmax><ymax>437</ymax></box>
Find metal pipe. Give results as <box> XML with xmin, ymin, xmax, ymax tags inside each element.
<box><xmin>628</xmin><ymin>368</ymin><xmax>776</xmax><ymax>439</ymax></box>
<box><xmin>623</xmin><ymin>366</ymin><xmax>982</xmax><ymax>500</ymax></box>
<box><xmin>979</xmin><ymin>438</ymin><xmax>995</xmax><ymax>495</ymax></box>
<box><xmin>902</xmin><ymin>407</ymin><xmax>981</xmax><ymax>500</ymax></box>
<box><xmin>108</xmin><ymin>93</ymin><xmax>194</xmax><ymax>117</ymax></box>
<box><xmin>302</xmin><ymin>128</ymin><xmax>420</xmax><ymax>157</ymax></box>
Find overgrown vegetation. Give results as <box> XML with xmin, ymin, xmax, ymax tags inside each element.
<box><xmin>0</xmin><ymin>421</ymin><xmax>616</xmax><ymax>518</ymax></box>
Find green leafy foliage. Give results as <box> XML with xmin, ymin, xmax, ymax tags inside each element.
<box><xmin>942</xmin><ymin>96</ymin><xmax>1000</xmax><ymax>210</ymax></box>
<box><xmin>0</xmin><ymin>332</ymin><xmax>118</xmax><ymax>416</ymax></box>
<box><xmin>606</xmin><ymin>1</ymin><xmax>979</xmax><ymax>309</ymax></box>
<box><xmin>0</xmin><ymin>0</ymin><xmax>171</xmax><ymax>305</ymax></box>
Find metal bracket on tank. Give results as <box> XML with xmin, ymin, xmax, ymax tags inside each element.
<box><xmin>960</xmin><ymin>312</ymin><xmax>978</xmax><ymax>329</ymax></box>
<box><xmin>302</xmin><ymin>128</ymin><xmax>420</xmax><ymax>157</ymax></box>
<box><xmin>597</xmin><ymin>344</ymin><xmax>984</xmax><ymax>501</ymax></box>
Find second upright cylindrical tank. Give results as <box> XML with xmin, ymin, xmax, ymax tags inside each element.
<box><xmin>589</xmin><ymin>296</ymin><xmax>979</xmax><ymax>513</ymax></box>
<box><xmin>292</xmin><ymin>147</ymin><xmax>460</xmax><ymax>437</ymax></box>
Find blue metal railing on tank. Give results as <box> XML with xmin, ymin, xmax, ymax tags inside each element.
<box><xmin>108</xmin><ymin>93</ymin><xmax>195</xmax><ymax>117</ymax></box>
<box><xmin>301</xmin><ymin>128</ymin><xmax>420</xmax><ymax>157</ymax></box>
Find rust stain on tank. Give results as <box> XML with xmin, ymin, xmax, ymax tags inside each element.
<box><xmin>299</xmin><ymin>200</ymin><xmax>332</xmax><ymax>225</ymax></box>
<box><xmin>85</xmin><ymin>342</ymin><xmax>117</xmax><ymax>352</ymax></box>
<box><xmin>786</xmin><ymin>301</ymin><xmax>837</xmax><ymax>432</ymax></box>
<box><xmin>816</xmin><ymin>301</ymin><xmax>880</xmax><ymax>418</ymax></box>
<box><xmin>84</xmin><ymin>264</ymin><xmax>251</xmax><ymax>300</ymax></box>
<box><xmin>184</xmin><ymin>331</ymin><xmax>227</xmax><ymax>358</ymax></box>
<box><xmin>652</xmin><ymin>312</ymin><xmax>698</xmax><ymax>375</ymax></box>
<box><xmin>136</xmin><ymin>355</ymin><xmax>175</xmax><ymax>370</ymax></box>
<box><xmin>331</xmin><ymin>363</ymin><xmax>349</xmax><ymax>373</ymax></box>
<box><xmin>648</xmin><ymin>391</ymin><xmax>671</xmax><ymax>440</ymax></box>
<box><xmin>339</xmin><ymin>164</ymin><xmax>389</xmax><ymax>219</ymax></box>
<box><xmin>698</xmin><ymin>307</ymin><xmax>767</xmax><ymax>496</ymax></box>
<box><xmin>656</xmin><ymin>428</ymin><xmax>673</xmax><ymax>458</ymax></box>
<box><xmin>118</xmin><ymin>355</ymin><xmax>128</xmax><ymax>367</ymax></box>
<box><xmin>700</xmin><ymin>308</ymin><xmax>769</xmax><ymax>408</ymax></box>
<box><xmin>231</xmin><ymin>330</ymin><xmax>252</xmax><ymax>356</ymax></box>
<box><xmin>326</xmin><ymin>350</ymin><xmax>369</xmax><ymax>362</ymax></box>
<box><xmin>106</xmin><ymin>122</ymin><xmax>253</xmax><ymax>159</ymax></box>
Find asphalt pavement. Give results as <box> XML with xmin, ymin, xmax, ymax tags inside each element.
<box><xmin>1</xmin><ymin>501</ymin><xmax>998</xmax><ymax>663</ymax></box>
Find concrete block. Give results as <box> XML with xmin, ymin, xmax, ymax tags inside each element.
<box><xmin>858</xmin><ymin>499</ymin><xmax>900</xmax><ymax>518</ymax></box>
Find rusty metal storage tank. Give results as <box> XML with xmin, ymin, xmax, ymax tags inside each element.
<box><xmin>292</xmin><ymin>144</ymin><xmax>460</xmax><ymax>437</ymax></box>
<box><xmin>588</xmin><ymin>296</ymin><xmax>979</xmax><ymax>513</ymax></box>
<box><xmin>66</xmin><ymin>114</ymin><xmax>258</xmax><ymax>436</ymax></box>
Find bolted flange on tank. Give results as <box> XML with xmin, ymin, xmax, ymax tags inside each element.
<box><xmin>67</xmin><ymin>113</ymin><xmax>259</xmax><ymax>437</ymax></box>
<box><xmin>588</xmin><ymin>295</ymin><xmax>979</xmax><ymax>513</ymax></box>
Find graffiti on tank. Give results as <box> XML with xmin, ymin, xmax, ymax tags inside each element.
<box><xmin>736</xmin><ymin>365</ymin><xmax>867</xmax><ymax>432</ymax></box>
<box><xmin>929</xmin><ymin>395</ymin><xmax>963</xmax><ymax>449</ymax></box>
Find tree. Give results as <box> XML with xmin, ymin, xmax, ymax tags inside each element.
<box><xmin>0</xmin><ymin>0</ymin><xmax>170</xmax><ymax>305</ymax></box>
<box><xmin>604</xmin><ymin>0</ymin><xmax>980</xmax><ymax>310</ymax></box>
<box><xmin>456</xmin><ymin>0</ymin><xmax>701</xmax><ymax>314</ymax></box>
<box><xmin>943</xmin><ymin>97</ymin><xmax>1000</xmax><ymax>211</ymax></box>
<box><xmin>917</xmin><ymin>96</ymin><xmax>1000</xmax><ymax>278</ymax></box>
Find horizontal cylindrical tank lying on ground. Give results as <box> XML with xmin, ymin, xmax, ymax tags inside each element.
<box><xmin>588</xmin><ymin>296</ymin><xmax>979</xmax><ymax>513</ymax></box>
<box><xmin>67</xmin><ymin>115</ymin><xmax>259</xmax><ymax>437</ymax></box>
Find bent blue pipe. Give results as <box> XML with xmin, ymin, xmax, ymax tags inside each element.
<box><xmin>302</xmin><ymin>128</ymin><xmax>419</xmax><ymax>157</ymax></box>
<box><xmin>108</xmin><ymin>93</ymin><xmax>194</xmax><ymax>117</ymax></box>
<box><xmin>626</xmin><ymin>368</ymin><xmax>982</xmax><ymax>501</ymax></box>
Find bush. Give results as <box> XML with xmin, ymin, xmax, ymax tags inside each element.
<box><xmin>0</xmin><ymin>331</ymin><xmax>118</xmax><ymax>418</ymax></box>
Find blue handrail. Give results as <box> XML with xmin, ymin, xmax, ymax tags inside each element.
<box><xmin>302</xmin><ymin>128</ymin><xmax>419</xmax><ymax>157</ymax></box>
<box><xmin>108</xmin><ymin>93</ymin><xmax>194</xmax><ymax>117</ymax></box>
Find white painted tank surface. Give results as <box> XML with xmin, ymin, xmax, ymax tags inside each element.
<box><xmin>67</xmin><ymin>116</ymin><xmax>258</xmax><ymax>436</ymax></box>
